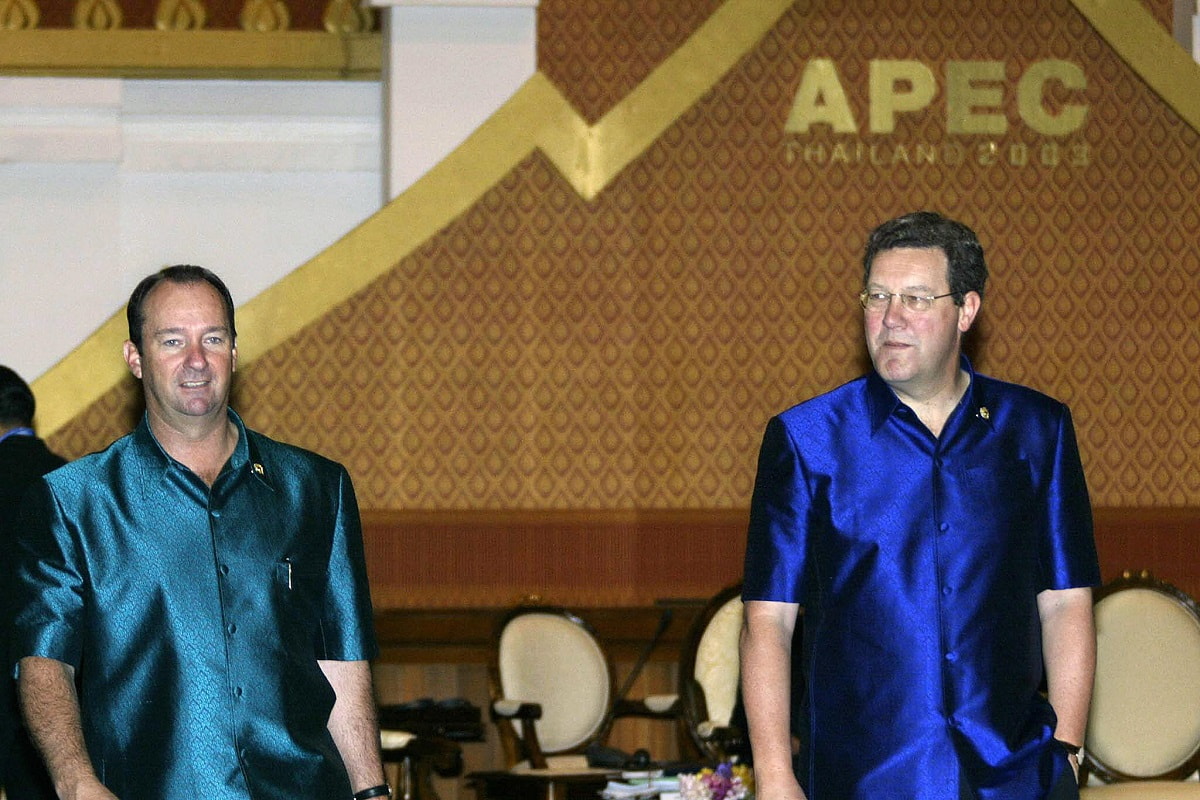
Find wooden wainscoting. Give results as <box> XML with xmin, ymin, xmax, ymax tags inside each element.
<box><xmin>361</xmin><ymin>508</ymin><xmax>749</xmax><ymax>611</ymax></box>
<box><xmin>362</xmin><ymin>507</ymin><xmax>1200</xmax><ymax>611</ymax></box>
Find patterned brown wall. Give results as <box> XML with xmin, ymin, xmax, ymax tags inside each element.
<box><xmin>538</xmin><ymin>0</ymin><xmax>726</xmax><ymax>123</ymax></box>
<box><xmin>50</xmin><ymin>0</ymin><xmax>1200</xmax><ymax>516</ymax></box>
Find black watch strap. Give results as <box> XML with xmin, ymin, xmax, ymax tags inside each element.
<box><xmin>1055</xmin><ymin>739</ymin><xmax>1082</xmax><ymax>756</ymax></box>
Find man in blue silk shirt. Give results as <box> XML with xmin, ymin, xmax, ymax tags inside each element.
<box><xmin>740</xmin><ymin>212</ymin><xmax>1100</xmax><ymax>800</ymax></box>
<box><xmin>11</xmin><ymin>266</ymin><xmax>390</xmax><ymax>800</ymax></box>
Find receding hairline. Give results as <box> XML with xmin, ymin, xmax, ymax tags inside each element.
<box><xmin>135</xmin><ymin>279</ymin><xmax>237</xmax><ymax>341</ymax></box>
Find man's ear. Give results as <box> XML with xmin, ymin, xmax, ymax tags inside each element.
<box><xmin>231</xmin><ymin>341</ymin><xmax>237</xmax><ymax>373</ymax></box>
<box><xmin>123</xmin><ymin>340</ymin><xmax>143</xmax><ymax>379</ymax></box>
<box><xmin>958</xmin><ymin>291</ymin><xmax>981</xmax><ymax>333</ymax></box>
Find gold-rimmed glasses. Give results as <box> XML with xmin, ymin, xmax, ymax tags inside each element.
<box><xmin>858</xmin><ymin>290</ymin><xmax>957</xmax><ymax>313</ymax></box>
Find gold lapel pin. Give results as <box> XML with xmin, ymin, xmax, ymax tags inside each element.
<box><xmin>979</xmin><ymin>407</ymin><xmax>990</xmax><ymax>420</ymax></box>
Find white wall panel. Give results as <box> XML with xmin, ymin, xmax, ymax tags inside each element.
<box><xmin>0</xmin><ymin>77</ymin><xmax>383</xmax><ymax>384</ymax></box>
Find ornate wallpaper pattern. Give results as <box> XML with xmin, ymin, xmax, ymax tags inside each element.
<box><xmin>50</xmin><ymin>0</ymin><xmax>1200</xmax><ymax>512</ymax></box>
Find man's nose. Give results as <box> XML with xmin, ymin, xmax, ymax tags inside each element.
<box><xmin>183</xmin><ymin>341</ymin><xmax>208</xmax><ymax>366</ymax></box>
<box><xmin>881</xmin><ymin>295</ymin><xmax>907</xmax><ymax>326</ymax></box>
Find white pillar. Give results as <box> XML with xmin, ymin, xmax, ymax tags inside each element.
<box><xmin>368</xmin><ymin>0</ymin><xmax>539</xmax><ymax>200</ymax></box>
<box><xmin>1193</xmin><ymin>10</ymin><xmax>1199</xmax><ymax>62</ymax></box>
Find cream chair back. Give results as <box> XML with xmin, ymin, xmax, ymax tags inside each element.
<box><xmin>497</xmin><ymin>610</ymin><xmax>613</xmax><ymax>755</ymax></box>
<box><xmin>693</xmin><ymin>592</ymin><xmax>744</xmax><ymax>730</ymax></box>
<box><xmin>679</xmin><ymin>583</ymin><xmax>747</xmax><ymax>760</ymax></box>
<box><xmin>1084</xmin><ymin>571</ymin><xmax>1200</xmax><ymax>785</ymax></box>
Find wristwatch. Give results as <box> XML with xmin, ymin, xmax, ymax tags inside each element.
<box><xmin>1055</xmin><ymin>739</ymin><xmax>1082</xmax><ymax>757</ymax></box>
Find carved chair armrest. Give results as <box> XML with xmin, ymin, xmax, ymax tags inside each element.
<box><xmin>613</xmin><ymin>694</ymin><xmax>681</xmax><ymax>720</ymax></box>
<box><xmin>491</xmin><ymin>699</ymin><xmax>547</xmax><ymax>768</ymax></box>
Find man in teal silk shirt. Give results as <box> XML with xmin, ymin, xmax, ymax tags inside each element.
<box><xmin>740</xmin><ymin>212</ymin><xmax>1100</xmax><ymax>800</ymax></box>
<box><xmin>11</xmin><ymin>266</ymin><xmax>391</xmax><ymax>800</ymax></box>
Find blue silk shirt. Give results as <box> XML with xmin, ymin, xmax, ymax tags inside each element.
<box><xmin>743</xmin><ymin>359</ymin><xmax>1100</xmax><ymax>800</ymax></box>
<box><xmin>12</xmin><ymin>410</ymin><xmax>378</xmax><ymax>799</ymax></box>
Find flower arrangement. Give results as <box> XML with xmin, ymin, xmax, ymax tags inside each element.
<box><xmin>678</xmin><ymin>762</ymin><xmax>753</xmax><ymax>800</ymax></box>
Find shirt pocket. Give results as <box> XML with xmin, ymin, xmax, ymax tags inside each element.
<box><xmin>275</xmin><ymin>558</ymin><xmax>294</xmax><ymax>591</ymax></box>
<box><xmin>960</xmin><ymin>459</ymin><xmax>1039</xmax><ymax>551</ymax></box>
<box><xmin>274</xmin><ymin>555</ymin><xmax>327</xmax><ymax>622</ymax></box>
<box><xmin>962</xmin><ymin>458</ymin><xmax>1034</xmax><ymax>506</ymax></box>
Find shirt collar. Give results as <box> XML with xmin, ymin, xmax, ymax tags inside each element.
<box><xmin>866</xmin><ymin>371</ymin><xmax>903</xmax><ymax>433</ymax></box>
<box><xmin>132</xmin><ymin>408</ymin><xmax>268</xmax><ymax>487</ymax></box>
<box><xmin>866</xmin><ymin>354</ymin><xmax>986</xmax><ymax>433</ymax></box>
<box><xmin>961</xmin><ymin>358</ymin><xmax>995</xmax><ymax>430</ymax></box>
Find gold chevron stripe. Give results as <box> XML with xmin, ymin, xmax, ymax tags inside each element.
<box><xmin>30</xmin><ymin>0</ymin><xmax>1200</xmax><ymax>437</ymax></box>
<box><xmin>1070</xmin><ymin>0</ymin><xmax>1200</xmax><ymax>131</ymax></box>
<box><xmin>32</xmin><ymin>0</ymin><xmax>793</xmax><ymax>436</ymax></box>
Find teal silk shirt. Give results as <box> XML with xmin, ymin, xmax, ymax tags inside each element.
<box><xmin>743</xmin><ymin>358</ymin><xmax>1101</xmax><ymax>800</ymax></box>
<box><xmin>12</xmin><ymin>410</ymin><xmax>378</xmax><ymax>799</ymax></box>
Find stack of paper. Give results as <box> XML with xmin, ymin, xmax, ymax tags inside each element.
<box><xmin>600</xmin><ymin>777</ymin><xmax>679</xmax><ymax>800</ymax></box>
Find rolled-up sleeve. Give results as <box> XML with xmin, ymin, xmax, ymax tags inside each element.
<box><xmin>12</xmin><ymin>479</ymin><xmax>86</xmax><ymax>670</ymax></box>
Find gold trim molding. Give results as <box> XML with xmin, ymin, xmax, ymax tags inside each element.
<box><xmin>154</xmin><ymin>0</ymin><xmax>207</xmax><ymax>31</ymax></box>
<box><xmin>1</xmin><ymin>0</ymin><xmax>377</xmax><ymax>33</ymax></box>
<box><xmin>72</xmin><ymin>0</ymin><xmax>123</xmax><ymax>30</ymax></box>
<box><xmin>0</xmin><ymin>28</ymin><xmax>379</xmax><ymax>78</ymax></box>
<box><xmin>27</xmin><ymin>0</ymin><xmax>1200</xmax><ymax>437</ymax></box>
<box><xmin>0</xmin><ymin>0</ymin><xmax>41</xmax><ymax>29</ymax></box>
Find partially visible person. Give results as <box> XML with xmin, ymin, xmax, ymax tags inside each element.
<box><xmin>0</xmin><ymin>365</ymin><xmax>66</xmax><ymax>542</ymax></box>
<box><xmin>740</xmin><ymin>212</ymin><xmax>1099</xmax><ymax>800</ymax></box>
<box><xmin>0</xmin><ymin>365</ymin><xmax>62</xmax><ymax>800</ymax></box>
<box><xmin>11</xmin><ymin>266</ymin><xmax>388</xmax><ymax>800</ymax></box>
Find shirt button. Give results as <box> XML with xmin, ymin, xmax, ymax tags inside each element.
<box><xmin>226</xmin><ymin>623</ymin><xmax>237</xmax><ymax>635</ymax></box>
<box><xmin>233</xmin><ymin>686</ymin><xmax>243</xmax><ymax>698</ymax></box>
<box><xmin>219</xmin><ymin>564</ymin><xmax>230</xmax><ymax>576</ymax></box>
<box><xmin>210</xmin><ymin>508</ymin><xmax>222</xmax><ymax>519</ymax></box>
<box><xmin>939</xmin><ymin>522</ymin><xmax>949</xmax><ymax>533</ymax></box>
<box><xmin>945</xmin><ymin>651</ymin><xmax>958</xmax><ymax>663</ymax></box>
<box><xmin>942</xmin><ymin>586</ymin><xmax>952</xmax><ymax>596</ymax></box>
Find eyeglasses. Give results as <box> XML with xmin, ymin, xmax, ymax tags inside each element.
<box><xmin>858</xmin><ymin>290</ymin><xmax>957</xmax><ymax>313</ymax></box>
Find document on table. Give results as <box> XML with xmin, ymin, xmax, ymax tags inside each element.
<box><xmin>601</xmin><ymin>776</ymin><xmax>679</xmax><ymax>799</ymax></box>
